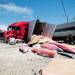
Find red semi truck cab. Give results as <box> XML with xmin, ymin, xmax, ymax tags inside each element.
<box><xmin>4</xmin><ymin>22</ymin><xmax>29</xmax><ymax>43</ymax></box>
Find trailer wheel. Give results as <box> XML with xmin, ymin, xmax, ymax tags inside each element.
<box><xmin>67</xmin><ymin>34</ymin><xmax>74</xmax><ymax>45</ymax></box>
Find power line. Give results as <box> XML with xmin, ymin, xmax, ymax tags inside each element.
<box><xmin>60</xmin><ymin>0</ymin><xmax>69</xmax><ymax>23</ymax></box>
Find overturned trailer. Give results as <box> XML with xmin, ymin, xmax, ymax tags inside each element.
<box><xmin>53</xmin><ymin>22</ymin><xmax>75</xmax><ymax>44</ymax></box>
<box><xmin>27</xmin><ymin>20</ymin><xmax>56</xmax><ymax>42</ymax></box>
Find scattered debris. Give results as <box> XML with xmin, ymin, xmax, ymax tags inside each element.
<box><xmin>19</xmin><ymin>43</ymin><xmax>29</xmax><ymax>53</ymax></box>
<box><xmin>19</xmin><ymin>35</ymin><xmax>75</xmax><ymax>58</ymax></box>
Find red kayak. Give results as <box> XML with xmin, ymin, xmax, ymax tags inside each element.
<box><xmin>41</xmin><ymin>43</ymin><xmax>58</xmax><ymax>50</ymax></box>
<box><xmin>55</xmin><ymin>43</ymin><xmax>75</xmax><ymax>53</ymax></box>
<box><xmin>32</xmin><ymin>48</ymin><xmax>57</xmax><ymax>58</ymax></box>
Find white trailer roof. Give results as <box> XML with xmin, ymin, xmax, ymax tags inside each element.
<box><xmin>56</xmin><ymin>22</ymin><xmax>75</xmax><ymax>29</ymax></box>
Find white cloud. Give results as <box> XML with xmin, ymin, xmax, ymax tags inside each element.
<box><xmin>0</xmin><ymin>3</ymin><xmax>33</xmax><ymax>16</ymax></box>
<box><xmin>0</xmin><ymin>24</ymin><xmax>8</xmax><ymax>31</ymax></box>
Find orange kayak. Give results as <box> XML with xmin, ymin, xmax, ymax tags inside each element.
<box><xmin>32</xmin><ymin>48</ymin><xmax>57</xmax><ymax>58</ymax></box>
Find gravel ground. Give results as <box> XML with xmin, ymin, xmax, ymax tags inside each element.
<box><xmin>0</xmin><ymin>43</ymin><xmax>51</xmax><ymax>75</ymax></box>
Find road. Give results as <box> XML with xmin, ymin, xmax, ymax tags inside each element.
<box><xmin>0</xmin><ymin>43</ymin><xmax>50</xmax><ymax>75</ymax></box>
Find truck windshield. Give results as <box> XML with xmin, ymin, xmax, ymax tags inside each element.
<box><xmin>8</xmin><ymin>26</ymin><xmax>20</xmax><ymax>30</ymax></box>
<box><xmin>8</xmin><ymin>26</ymin><xmax>16</xmax><ymax>30</ymax></box>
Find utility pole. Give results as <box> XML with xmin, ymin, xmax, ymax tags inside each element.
<box><xmin>60</xmin><ymin>0</ymin><xmax>68</xmax><ymax>23</ymax></box>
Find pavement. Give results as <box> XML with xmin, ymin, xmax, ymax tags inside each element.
<box><xmin>0</xmin><ymin>43</ymin><xmax>50</xmax><ymax>75</ymax></box>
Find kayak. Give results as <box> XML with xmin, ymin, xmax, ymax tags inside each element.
<box><xmin>41</xmin><ymin>43</ymin><xmax>58</xmax><ymax>50</ymax></box>
<box><xmin>32</xmin><ymin>48</ymin><xmax>57</xmax><ymax>58</ymax></box>
<box><xmin>55</xmin><ymin>43</ymin><xmax>75</xmax><ymax>53</ymax></box>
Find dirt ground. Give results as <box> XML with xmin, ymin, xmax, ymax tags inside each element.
<box><xmin>0</xmin><ymin>43</ymin><xmax>75</xmax><ymax>75</ymax></box>
<box><xmin>0</xmin><ymin>43</ymin><xmax>51</xmax><ymax>75</ymax></box>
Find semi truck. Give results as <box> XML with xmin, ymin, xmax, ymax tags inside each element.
<box><xmin>4</xmin><ymin>22</ymin><xmax>29</xmax><ymax>43</ymax></box>
<box><xmin>0</xmin><ymin>20</ymin><xmax>56</xmax><ymax>44</ymax></box>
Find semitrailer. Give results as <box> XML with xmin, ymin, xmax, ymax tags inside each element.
<box><xmin>53</xmin><ymin>22</ymin><xmax>75</xmax><ymax>44</ymax></box>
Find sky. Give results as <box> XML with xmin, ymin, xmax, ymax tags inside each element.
<box><xmin>0</xmin><ymin>0</ymin><xmax>75</xmax><ymax>30</ymax></box>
